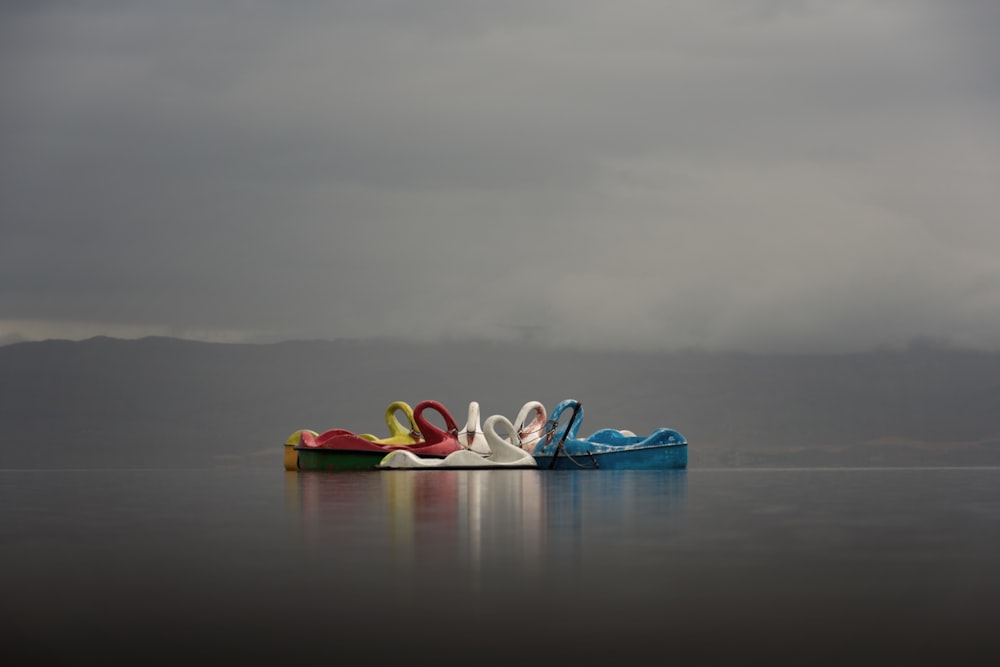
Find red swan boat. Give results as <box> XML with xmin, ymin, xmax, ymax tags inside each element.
<box><xmin>294</xmin><ymin>399</ymin><xmax>463</xmax><ymax>471</ymax></box>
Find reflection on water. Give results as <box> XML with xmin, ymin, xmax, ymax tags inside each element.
<box><xmin>7</xmin><ymin>468</ymin><xmax>1000</xmax><ymax>664</ymax></box>
<box><xmin>284</xmin><ymin>469</ymin><xmax>689</xmax><ymax>594</ymax></box>
<box><xmin>383</xmin><ymin>470</ymin><xmax>547</xmax><ymax>589</ymax></box>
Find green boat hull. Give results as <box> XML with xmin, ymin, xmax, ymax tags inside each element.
<box><xmin>294</xmin><ymin>448</ymin><xmax>448</xmax><ymax>471</ymax></box>
<box><xmin>294</xmin><ymin>448</ymin><xmax>389</xmax><ymax>471</ymax></box>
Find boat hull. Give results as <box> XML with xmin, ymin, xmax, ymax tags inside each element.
<box><xmin>379</xmin><ymin>463</ymin><xmax>538</xmax><ymax>471</ymax></box>
<box><xmin>532</xmin><ymin>443</ymin><xmax>687</xmax><ymax>470</ymax></box>
<box><xmin>296</xmin><ymin>448</ymin><xmax>444</xmax><ymax>472</ymax></box>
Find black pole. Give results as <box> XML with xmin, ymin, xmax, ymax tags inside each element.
<box><xmin>548</xmin><ymin>401</ymin><xmax>582</xmax><ymax>469</ymax></box>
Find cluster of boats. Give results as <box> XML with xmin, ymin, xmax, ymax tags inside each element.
<box><xmin>284</xmin><ymin>398</ymin><xmax>688</xmax><ymax>471</ymax></box>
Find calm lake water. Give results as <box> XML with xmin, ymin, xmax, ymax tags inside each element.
<box><xmin>3</xmin><ymin>466</ymin><xmax>1000</xmax><ymax>665</ymax></box>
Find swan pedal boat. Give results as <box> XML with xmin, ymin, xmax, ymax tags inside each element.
<box><xmin>449</xmin><ymin>400</ymin><xmax>548</xmax><ymax>456</ymax></box>
<box><xmin>284</xmin><ymin>400</ymin><xmax>423</xmax><ymax>471</ymax></box>
<box><xmin>377</xmin><ymin>408</ymin><xmax>540</xmax><ymax>469</ymax></box>
<box><xmin>289</xmin><ymin>400</ymin><xmax>462</xmax><ymax>472</ymax></box>
<box><xmin>531</xmin><ymin>399</ymin><xmax>688</xmax><ymax>470</ymax></box>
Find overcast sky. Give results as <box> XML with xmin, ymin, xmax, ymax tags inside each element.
<box><xmin>2</xmin><ymin>1</ymin><xmax>998</xmax><ymax>353</ymax></box>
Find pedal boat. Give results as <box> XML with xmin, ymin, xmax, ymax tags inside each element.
<box><xmin>453</xmin><ymin>400</ymin><xmax>548</xmax><ymax>455</ymax></box>
<box><xmin>283</xmin><ymin>400</ymin><xmax>421</xmax><ymax>471</ymax></box>
<box><xmin>293</xmin><ymin>400</ymin><xmax>462</xmax><ymax>471</ymax></box>
<box><xmin>531</xmin><ymin>399</ymin><xmax>688</xmax><ymax>470</ymax></box>
<box><xmin>377</xmin><ymin>413</ymin><xmax>537</xmax><ymax>469</ymax></box>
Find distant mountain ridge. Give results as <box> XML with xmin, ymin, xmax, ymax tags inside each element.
<box><xmin>2</xmin><ymin>336</ymin><xmax>999</xmax><ymax>468</ymax></box>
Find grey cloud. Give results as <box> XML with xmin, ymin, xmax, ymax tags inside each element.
<box><xmin>2</xmin><ymin>1</ymin><xmax>999</xmax><ymax>352</ymax></box>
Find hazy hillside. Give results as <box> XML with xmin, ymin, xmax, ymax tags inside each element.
<box><xmin>2</xmin><ymin>336</ymin><xmax>999</xmax><ymax>468</ymax></box>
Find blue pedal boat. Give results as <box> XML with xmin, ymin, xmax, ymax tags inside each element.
<box><xmin>531</xmin><ymin>399</ymin><xmax>688</xmax><ymax>470</ymax></box>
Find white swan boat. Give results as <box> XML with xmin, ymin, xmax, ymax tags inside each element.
<box><xmin>377</xmin><ymin>411</ymin><xmax>538</xmax><ymax>469</ymax></box>
<box><xmin>455</xmin><ymin>400</ymin><xmax>491</xmax><ymax>455</ymax></box>
<box><xmin>452</xmin><ymin>400</ymin><xmax>547</xmax><ymax>455</ymax></box>
<box><xmin>513</xmin><ymin>400</ymin><xmax>548</xmax><ymax>452</ymax></box>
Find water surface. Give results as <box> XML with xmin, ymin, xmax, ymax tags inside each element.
<box><xmin>2</xmin><ymin>467</ymin><xmax>999</xmax><ymax>664</ymax></box>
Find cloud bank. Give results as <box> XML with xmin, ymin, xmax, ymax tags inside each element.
<box><xmin>3</xmin><ymin>1</ymin><xmax>999</xmax><ymax>352</ymax></box>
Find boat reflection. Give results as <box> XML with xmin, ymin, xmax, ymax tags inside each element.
<box><xmin>284</xmin><ymin>468</ymin><xmax>688</xmax><ymax>593</ymax></box>
<box><xmin>381</xmin><ymin>470</ymin><xmax>547</xmax><ymax>589</ymax></box>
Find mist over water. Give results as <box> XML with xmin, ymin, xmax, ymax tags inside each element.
<box><xmin>3</xmin><ymin>466</ymin><xmax>999</xmax><ymax>664</ymax></box>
